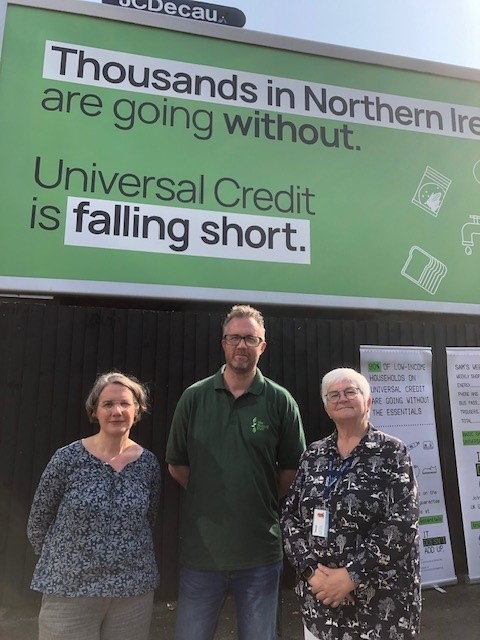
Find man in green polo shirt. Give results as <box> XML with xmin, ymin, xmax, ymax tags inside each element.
<box><xmin>166</xmin><ymin>304</ymin><xmax>306</xmax><ymax>640</ymax></box>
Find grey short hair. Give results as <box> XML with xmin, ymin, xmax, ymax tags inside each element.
<box><xmin>321</xmin><ymin>368</ymin><xmax>371</xmax><ymax>406</ymax></box>
<box><xmin>85</xmin><ymin>371</ymin><xmax>149</xmax><ymax>423</ymax></box>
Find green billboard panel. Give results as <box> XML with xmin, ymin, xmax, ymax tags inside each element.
<box><xmin>1</xmin><ymin>0</ymin><xmax>480</xmax><ymax>311</ymax></box>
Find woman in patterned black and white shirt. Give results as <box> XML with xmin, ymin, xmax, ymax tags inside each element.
<box><xmin>281</xmin><ymin>368</ymin><xmax>421</xmax><ymax>640</ymax></box>
<box><xmin>27</xmin><ymin>371</ymin><xmax>161</xmax><ymax>640</ymax></box>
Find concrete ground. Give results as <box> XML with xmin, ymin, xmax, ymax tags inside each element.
<box><xmin>1</xmin><ymin>582</ymin><xmax>479</xmax><ymax>639</ymax></box>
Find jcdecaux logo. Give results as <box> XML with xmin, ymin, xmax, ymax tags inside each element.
<box><xmin>102</xmin><ymin>0</ymin><xmax>246</xmax><ymax>27</ymax></box>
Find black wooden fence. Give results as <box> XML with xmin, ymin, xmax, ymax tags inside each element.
<box><xmin>1</xmin><ymin>299</ymin><xmax>478</xmax><ymax>609</ymax></box>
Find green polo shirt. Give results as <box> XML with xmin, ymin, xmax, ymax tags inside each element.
<box><xmin>166</xmin><ymin>367</ymin><xmax>306</xmax><ymax>570</ymax></box>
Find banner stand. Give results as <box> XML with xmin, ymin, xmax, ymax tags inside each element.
<box><xmin>446</xmin><ymin>347</ymin><xmax>480</xmax><ymax>583</ymax></box>
<box><xmin>360</xmin><ymin>345</ymin><xmax>457</xmax><ymax>587</ymax></box>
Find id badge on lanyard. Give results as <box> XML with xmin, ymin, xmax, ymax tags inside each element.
<box><xmin>312</xmin><ymin>508</ymin><xmax>329</xmax><ymax>537</ymax></box>
<box><xmin>311</xmin><ymin>453</ymin><xmax>352</xmax><ymax>538</ymax></box>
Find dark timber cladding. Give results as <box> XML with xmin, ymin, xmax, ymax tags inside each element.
<box><xmin>0</xmin><ymin>299</ymin><xmax>476</xmax><ymax>608</ymax></box>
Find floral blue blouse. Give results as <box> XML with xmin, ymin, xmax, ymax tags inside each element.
<box><xmin>281</xmin><ymin>425</ymin><xmax>421</xmax><ymax>640</ymax></box>
<box><xmin>27</xmin><ymin>440</ymin><xmax>161</xmax><ymax>597</ymax></box>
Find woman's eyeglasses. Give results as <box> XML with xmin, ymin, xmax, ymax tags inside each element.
<box><xmin>324</xmin><ymin>387</ymin><xmax>362</xmax><ymax>403</ymax></box>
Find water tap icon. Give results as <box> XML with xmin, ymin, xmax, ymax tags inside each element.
<box><xmin>461</xmin><ymin>215</ymin><xmax>480</xmax><ymax>255</ymax></box>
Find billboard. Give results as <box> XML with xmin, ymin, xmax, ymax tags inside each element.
<box><xmin>2</xmin><ymin>0</ymin><xmax>480</xmax><ymax>311</ymax></box>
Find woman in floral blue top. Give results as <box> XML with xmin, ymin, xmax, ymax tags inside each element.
<box><xmin>281</xmin><ymin>368</ymin><xmax>421</xmax><ymax>640</ymax></box>
<box><xmin>27</xmin><ymin>371</ymin><xmax>161</xmax><ymax>640</ymax></box>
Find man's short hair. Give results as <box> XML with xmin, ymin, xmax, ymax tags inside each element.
<box><xmin>223</xmin><ymin>304</ymin><xmax>265</xmax><ymax>333</ymax></box>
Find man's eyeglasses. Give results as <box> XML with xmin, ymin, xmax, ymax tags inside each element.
<box><xmin>324</xmin><ymin>387</ymin><xmax>362</xmax><ymax>403</ymax></box>
<box><xmin>223</xmin><ymin>334</ymin><xmax>264</xmax><ymax>347</ymax></box>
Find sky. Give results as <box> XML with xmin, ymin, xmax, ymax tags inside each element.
<box><xmin>85</xmin><ymin>0</ymin><xmax>480</xmax><ymax>70</ymax></box>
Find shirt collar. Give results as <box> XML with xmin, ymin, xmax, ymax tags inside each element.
<box><xmin>214</xmin><ymin>366</ymin><xmax>264</xmax><ymax>395</ymax></box>
<box><xmin>327</xmin><ymin>423</ymin><xmax>378</xmax><ymax>456</ymax></box>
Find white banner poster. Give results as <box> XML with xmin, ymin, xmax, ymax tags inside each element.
<box><xmin>360</xmin><ymin>345</ymin><xmax>456</xmax><ymax>587</ymax></box>
<box><xmin>445</xmin><ymin>347</ymin><xmax>480</xmax><ymax>582</ymax></box>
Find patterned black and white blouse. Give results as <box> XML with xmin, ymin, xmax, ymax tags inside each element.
<box><xmin>27</xmin><ymin>440</ymin><xmax>161</xmax><ymax>597</ymax></box>
<box><xmin>281</xmin><ymin>425</ymin><xmax>421</xmax><ymax>640</ymax></box>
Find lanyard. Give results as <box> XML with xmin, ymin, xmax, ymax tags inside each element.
<box><xmin>323</xmin><ymin>452</ymin><xmax>353</xmax><ymax>500</ymax></box>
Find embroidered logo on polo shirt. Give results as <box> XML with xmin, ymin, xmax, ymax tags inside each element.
<box><xmin>251</xmin><ymin>418</ymin><xmax>269</xmax><ymax>433</ymax></box>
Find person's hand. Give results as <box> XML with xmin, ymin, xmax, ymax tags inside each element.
<box><xmin>307</xmin><ymin>565</ymin><xmax>356</xmax><ymax>608</ymax></box>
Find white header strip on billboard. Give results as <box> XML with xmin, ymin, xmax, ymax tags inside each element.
<box><xmin>43</xmin><ymin>40</ymin><xmax>480</xmax><ymax>140</ymax></box>
<box><xmin>64</xmin><ymin>196</ymin><xmax>311</xmax><ymax>263</ymax></box>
